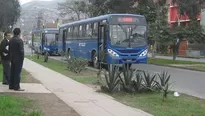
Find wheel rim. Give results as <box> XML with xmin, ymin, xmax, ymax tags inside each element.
<box><xmin>93</xmin><ymin>56</ymin><xmax>98</xmax><ymax>68</ymax></box>
<box><xmin>67</xmin><ymin>51</ymin><xmax>71</xmax><ymax>59</ymax></box>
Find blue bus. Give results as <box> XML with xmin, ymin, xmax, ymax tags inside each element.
<box><xmin>58</xmin><ymin>14</ymin><xmax>148</xmax><ymax>68</ymax></box>
<box><xmin>32</xmin><ymin>28</ymin><xmax>59</xmax><ymax>55</ymax></box>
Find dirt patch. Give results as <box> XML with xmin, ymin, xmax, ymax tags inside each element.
<box><xmin>7</xmin><ymin>93</ymin><xmax>80</xmax><ymax>116</ymax></box>
<box><xmin>21</xmin><ymin>69</ymin><xmax>41</xmax><ymax>83</ymax></box>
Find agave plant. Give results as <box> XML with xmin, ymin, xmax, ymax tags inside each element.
<box><xmin>101</xmin><ymin>64</ymin><xmax>121</xmax><ymax>93</ymax></box>
<box><xmin>142</xmin><ymin>71</ymin><xmax>157</xmax><ymax>92</ymax></box>
<box><xmin>132</xmin><ymin>72</ymin><xmax>144</xmax><ymax>92</ymax></box>
<box><xmin>162</xmin><ymin>83</ymin><xmax>171</xmax><ymax>102</ymax></box>
<box><xmin>119</xmin><ymin>64</ymin><xmax>136</xmax><ymax>93</ymax></box>
<box><xmin>66</xmin><ymin>57</ymin><xmax>88</xmax><ymax>73</ymax></box>
<box><xmin>44</xmin><ymin>51</ymin><xmax>49</xmax><ymax>62</ymax></box>
<box><xmin>158</xmin><ymin>71</ymin><xmax>171</xmax><ymax>87</ymax></box>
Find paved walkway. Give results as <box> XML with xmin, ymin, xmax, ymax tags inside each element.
<box><xmin>23</xmin><ymin>58</ymin><xmax>152</xmax><ymax>116</ymax></box>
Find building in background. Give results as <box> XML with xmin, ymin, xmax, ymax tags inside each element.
<box><xmin>168</xmin><ymin>0</ymin><xmax>204</xmax><ymax>57</ymax></box>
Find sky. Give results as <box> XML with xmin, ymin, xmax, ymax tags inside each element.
<box><xmin>19</xmin><ymin>0</ymin><xmax>52</xmax><ymax>5</ymax></box>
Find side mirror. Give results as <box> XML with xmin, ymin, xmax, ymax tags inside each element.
<box><xmin>100</xmin><ymin>20</ymin><xmax>108</xmax><ymax>27</ymax></box>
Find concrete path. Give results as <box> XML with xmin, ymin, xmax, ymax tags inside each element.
<box><xmin>23</xmin><ymin>58</ymin><xmax>152</xmax><ymax>116</ymax></box>
<box><xmin>0</xmin><ymin>83</ymin><xmax>51</xmax><ymax>93</ymax></box>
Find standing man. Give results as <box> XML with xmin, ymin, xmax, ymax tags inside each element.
<box><xmin>0</xmin><ymin>32</ymin><xmax>12</xmax><ymax>85</ymax></box>
<box><xmin>9</xmin><ymin>28</ymin><xmax>24</xmax><ymax>91</ymax></box>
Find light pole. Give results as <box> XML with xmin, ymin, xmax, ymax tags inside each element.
<box><xmin>9</xmin><ymin>25</ymin><xmax>12</xmax><ymax>32</ymax></box>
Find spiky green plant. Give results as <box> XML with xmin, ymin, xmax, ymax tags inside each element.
<box><xmin>142</xmin><ymin>71</ymin><xmax>157</xmax><ymax>92</ymax></box>
<box><xmin>119</xmin><ymin>64</ymin><xmax>136</xmax><ymax>93</ymax></box>
<box><xmin>101</xmin><ymin>65</ymin><xmax>121</xmax><ymax>93</ymax></box>
<box><xmin>158</xmin><ymin>71</ymin><xmax>171</xmax><ymax>87</ymax></box>
<box><xmin>132</xmin><ymin>72</ymin><xmax>144</xmax><ymax>92</ymax></box>
<box><xmin>66</xmin><ymin>57</ymin><xmax>88</xmax><ymax>73</ymax></box>
<box><xmin>44</xmin><ymin>51</ymin><xmax>49</xmax><ymax>62</ymax></box>
<box><xmin>162</xmin><ymin>83</ymin><xmax>171</xmax><ymax>102</ymax></box>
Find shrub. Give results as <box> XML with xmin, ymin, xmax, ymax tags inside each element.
<box><xmin>44</xmin><ymin>52</ymin><xmax>49</xmax><ymax>62</ymax></box>
<box><xmin>158</xmin><ymin>71</ymin><xmax>171</xmax><ymax>87</ymax></box>
<box><xmin>119</xmin><ymin>64</ymin><xmax>136</xmax><ymax>93</ymax></box>
<box><xmin>142</xmin><ymin>71</ymin><xmax>157</xmax><ymax>92</ymax></box>
<box><xmin>157</xmin><ymin>71</ymin><xmax>172</xmax><ymax>102</ymax></box>
<box><xmin>66</xmin><ymin>57</ymin><xmax>88</xmax><ymax>73</ymax></box>
<box><xmin>101</xmin><ymin>65</ymin><xmax>121</xmax><ymax>93</ymax></box>
<box><xmin>132</xmin><ymin>72</ymin><xmax>144</xmax><ymax>92</ymax></box>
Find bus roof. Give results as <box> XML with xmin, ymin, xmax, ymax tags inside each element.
<box><xmin>60</xmin><ymin>14</ymin><xmax>145</xmax><ymax>28</ymax></box>
<box><xmin>32</xmin><ymin>28</ymin><xmax>59</xmax><ymax>33</ymax></box>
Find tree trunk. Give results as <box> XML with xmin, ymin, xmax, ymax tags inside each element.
<box><xmin>172</xmin><ymin>44</ymin><xmax>177</xmax><ymax>60</ymax></box>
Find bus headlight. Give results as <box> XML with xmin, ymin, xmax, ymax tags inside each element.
<box><xmin>108</xmin><ymin>49</ymin><xmax>119</xmax><ymax>57</ymax></box>
<box><xmin>44</xmin><ymin>47</ymin><xmax>50</xmax><ymax>51</ymax></box>
<box><xmin>140</xmin><ymin>49</ymin><xmax>148</xmax><ymax>57</ymax></box>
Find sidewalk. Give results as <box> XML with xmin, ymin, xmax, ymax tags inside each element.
<box><xmin>148</xmin><ymin>54</ymin><xmax>205</xmax><ymax>63</ymax></box>
<box><xmin>23</xmin><ymin>58</ymin><xmax>152</xmax><ymax>116</ymax></box>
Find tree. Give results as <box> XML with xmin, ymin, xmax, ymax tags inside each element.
<box><xmin>172</xmin><ymin>0</ymin><xmax>205</xmax><ymax>20</ymax></box>
<box><xmin>170</xmin><ymin>0</ymin><xmax>205</xmax><ymax>59</ymax></box>
<box><xmin>0</xmin><ymin>0</ymin><xmax>21</xmax><ymax>31</ymax></box>
<box><xmin>88</xmin><ymin>0</ymin><xmax>137</xmax><ymax>16</ymax></box>
<box><xmin>58</xmin><ymin>0</ymin><xmax>90</xmax><ymax>20</ymax></box>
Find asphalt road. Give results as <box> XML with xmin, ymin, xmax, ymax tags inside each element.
<box><xmin>133</xmin><ymin>64</ymin><xmax>205</xmax><ymax>99</ymax></box>
<box><xmin>24</xmin><ymin>45</ymin><xmax>205</xmax><ymax>99</ymax></box>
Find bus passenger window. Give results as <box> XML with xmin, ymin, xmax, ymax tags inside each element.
<box><xmin>73</xmin><ymin>26</ymin><xmax>79</xmax><ymax>39</ymax></box>
<box><xmin>67</xmin><ymin>27</ymin><xmax>72</xmax><ymax>40</ymax></box>
<box><xmin>93</xmin><ymin>22</ymin><xmax>98</xmax><ymax>39</ymax></box>
<box><xmin>79</xmin><ymin>25</ymin><xmax>83</xmax><ymax>39</ymax></box>
<box><xmin>82</xmin><ymin>25</ymin><xmax>86</xmax><ymax>39</ymax></box>
<box><xmin>85</xmin><ymin>24</ymin><xmax>92</xmax><ymax>39</ymax></box>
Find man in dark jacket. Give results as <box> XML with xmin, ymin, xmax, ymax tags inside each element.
<box><xmin>9</xmin><ymin>28</ymin><xmax>25</xmax><ymax>91</ymax></box>
<box><xmin>0</xmin><ymin>32</ymin><xmax>12</xmax><ymax>85</ymax></box>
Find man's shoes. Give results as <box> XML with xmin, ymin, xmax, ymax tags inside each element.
<box><xmin>9</xmin><ymin>88</ymin><xmax>14</xmax><ymax>90</ymax></box>
<box><xmin>14</xmin><ymin>88</ymin><xmax>25</xmax><ymax>91</ymax></box>
<box><xmin>2</xmin><ymin>83</ymin><xmax>9</xmax><ymax>85</ymax></box>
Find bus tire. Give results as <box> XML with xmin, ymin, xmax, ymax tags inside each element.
<box><xmin>92</xmin><ymin>52</ymin><xmax>99</xmax><ymax>69</ymax></box>
<box><xmin>66</xmin><ymin>49</ymin><xmax>71</xmax><ymax>60</ymax></box>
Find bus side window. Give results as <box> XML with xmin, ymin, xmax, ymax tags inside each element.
<box><xmin>79</xmin><ymin>25</ymin><xmax>83</xmax><ymax>39</ymax></box>
<box><xmin>73</xmin><ymin>26</ymin><xmax>79</xmax><ymax>40</ymax></box>
<box><xmin>59</xmin><ymin>29</ymin><xmax>63</xmax><ymax>41</ymax></box>
<box><xmin>82</xmin><ymin>24</ymin><xmax>86</xmax><ymax>39</ymax></box>
<box><xmin>93</xmin><ymin>22</ymin><xmax>98</xmax><ymax>39</ymax></box>
<box><xmin>85</xmin><ymin>23</ymin><xmax>92</xmax><ymax>39</ymax></box>
<box><xmin>67</xmin><ymin>27</ymin><xmax>72</xmax><ymax>40</ymax></box>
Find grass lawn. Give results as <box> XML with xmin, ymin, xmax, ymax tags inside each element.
<box><xmin>0</xmin><ymin>95</ymin><xmax>42</xmax><ymax>116</ymax></box>
<box><xmin>148</xmin><ymin>58</ymin><xmax>205</xmax><ymax>71</ymax></box>
<box><xmin>0</xmin><ymin>64</ymin><xmax>38</xmax><ymax>83</ymax></box>
<box><xmin>26</xmin><ymin>55</ymin><xmax>205</xmax><ymax>116</ymax></box>
<box><xmin>112</xmin><ymin>92</ymin><xmax>205</xmax><ymax>116</ymax></box>
<box><xmin>26</xmin><ymin>55</ymin><xmax>99</xmax><ymax>84</ymax></box>
<box><xmin>148</xmin><ymin>58</ymin><xmax>204</xmax><ymax>65</ymax></box>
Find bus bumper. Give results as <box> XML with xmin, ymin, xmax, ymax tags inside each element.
<box><xmin>107</xmin><ymin>55</ymin><xmax>148</xmax><ymax>64</ymax></box>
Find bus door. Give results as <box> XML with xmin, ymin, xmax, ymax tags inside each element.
<box><xmin>62</xmin><ymin>29</ymin><xmax>67</xmax><ymax>53</ymax></box>
<box><xmin>98</xmin><ymin>21</ymin><xmax>107</xmax><ymax>63</ymax></box>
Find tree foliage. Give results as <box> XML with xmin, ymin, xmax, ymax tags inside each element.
<box><xmin>172</xmin><ymin>0</ymin><xmax>205</xmax><ymax>19</ymax></box>
<box><xmin>0</xmin><ymin>0</ymin><xmax>21</xmax><ymax>31</ymax></box>
<box><xmin>88</xmin><ymin>0</ymin><xmax>137</xmax><ymax>16</ymax></box>
<box><xmin>58</xmin><ymin>0</ymin><xmax>89</xmax><ymax>20</ymax></box>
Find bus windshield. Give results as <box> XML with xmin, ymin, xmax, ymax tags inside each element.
<box><xmin>109</xmin><ymin>25</ymin><xmax>147</xmax><ymax>48</ymax></box>
<box><xmin>45</xmin><ymin>33</ymin><xmax>58</xmax><ymax>46</ymax></box>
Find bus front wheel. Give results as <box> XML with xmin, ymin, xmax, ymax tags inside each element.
<box><xmin>66</xmin><ymin>49</ymin><xmax>71</xmax><ymax>60</ymax></box>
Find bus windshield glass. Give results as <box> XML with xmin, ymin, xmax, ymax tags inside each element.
<box><xmin>45</xmin><ymin>33</ymin><xmax>57</xmax><ymax>46</ymax></box>
<box><xmin>109</xmin><ymin>25</ymin><xmax>147</xmax><ymax>48</ymax></box>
